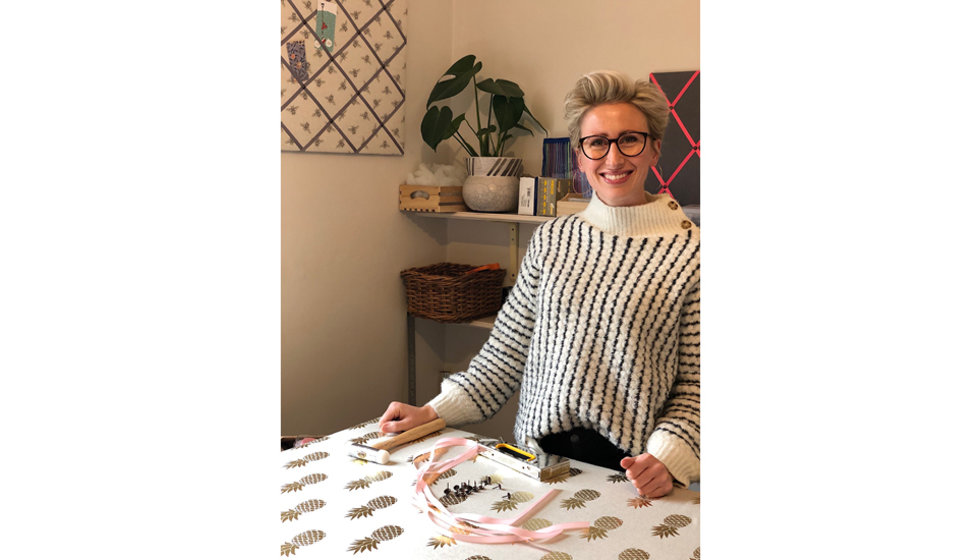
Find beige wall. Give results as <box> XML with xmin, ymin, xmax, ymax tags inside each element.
<box><xmin>281</xmin><ymin>0</ymin><xmax>453</xmax><ymax>435</ymax></box>
<box><xmin>282</xmin><ymin>0</ymin><xmax>699</xmax><ymax>437</ymax></box>
<box><xmin>450</xmin><ymin>0</ymin><xmax>700</xmax><ymax>172</ymax></box>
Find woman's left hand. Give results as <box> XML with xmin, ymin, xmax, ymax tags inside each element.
<box><xmin>620</xmin><ymin>453</ymin><xmax>674</xmax><ymax>498</ymax></box>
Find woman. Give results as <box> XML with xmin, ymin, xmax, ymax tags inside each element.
<box><xmin>382</xmin><ymin>70</ymin><xmax>700</xmax><ymax>498</ymax></box>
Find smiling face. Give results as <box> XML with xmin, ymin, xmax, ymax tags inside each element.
<box><xmin>577</xmin><ymin>102</ymin><xmax>661</xmax><ymax>207</ymax></box>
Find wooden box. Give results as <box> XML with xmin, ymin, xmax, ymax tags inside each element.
<box><xmin>556</xmin><ymin>193</ymin><xmax>590</xmax><ymax>216</ymax></box>
<box><xmin>399</xmin><ymin>185</ymin><xmax>465</xmax><ymax>213</ymax></box>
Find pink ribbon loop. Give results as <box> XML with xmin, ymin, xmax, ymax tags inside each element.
<box><xmin>412</xmin><ymin>437</ymin><xmax>590</xmax><ymax>550</ymax></box>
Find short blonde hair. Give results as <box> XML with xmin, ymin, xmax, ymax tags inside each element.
<box><xmin>563</xmin><ymin>70</ymin><xmax>669</xmax><ymax>147</ymax></box>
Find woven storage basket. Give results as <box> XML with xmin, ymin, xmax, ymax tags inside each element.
<box><xmin>400</xmin><ymin>263</ymin><xmax>506</xmax><ymax>322</ymax></box>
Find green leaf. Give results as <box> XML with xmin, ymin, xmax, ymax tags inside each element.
<box><xmin>446</xmin><ymin>54</ymin><xmax>478</xmax><ymax>76</ymax></box>
<box><xmin>475</xmin><ymin>125</ymin><xmax>497</xmax><ymax>137</ymax></box>
<box><xmin>476</xmin><ymin>78</ymin><xmax>524</xmax><ymax>98</ymax></box>
<box><xmin>493</xmin><ymin>133</ymin><xmax>513</xmax><ymax>156</ymax></box>
<box><xmin>420</xmin><ymin>106</ymin><xmax>458</xmax><ymax>151</ymax></box>
<box><xmin>492</xmin><ymin>95</ymin><xmax>525</xmax><ymax>132</ymax></box>
<box><xmin>475</xmin><ymin>125</ymin><xmax>498</xmax><ymax>156</ymax></box>
<box><xmin>522</xmin><ymin>106</ymin><xmax>548</xmax><ymax>135</ymax></box>
<box><xmin>451</xmin><ymin>115</ymin><xmax>478</xmax><ymax>156</ymax></box>
<box><xmin>426</xmin><ymin>55</ymin><xmax>482</xmax><ymax>106</ymax></box>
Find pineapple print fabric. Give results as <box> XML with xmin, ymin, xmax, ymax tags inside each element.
<box><xmin>280</xmin><ymin>418</ymin><xmax>699</xmax><ymax>558</ymax></box>
<box><xmin>281</xmin><ymin>0</ymin><xmax>407</xmax><ymax>154</ymax></box>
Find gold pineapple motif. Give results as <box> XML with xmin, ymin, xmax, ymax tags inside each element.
<box><xmin>453</xmin><ymin>520</ymin><xmax>477</xmax><ymax>533</ymax></box>
<box><xmin>281</xmin><ymin>529</ymin><xmax>325</xmax><ymax>556</ymax></box>
<box><xmin>582</xmin><ymin>515</ymin><xmax>624</xmax><ymax>541</ymax></box>
<box><xmin>439</xmin><ymin>492</ymin><xmax>467</xmax><ymax>507</ymax></box>
<box><xmin>350</xmin><ymin>431</ymin><xmax>384</xmax><ymax>445</ymax></box>
<box><xmin>410</xmin><ymin>446</ymin><xmax>453</xmax><ymax>467</ymax></box>
<box><xmin>281</xmin><ymin>472</ymin><xmax>327</xmax><ymax>493</ymax></box>
<box><xmin>561</xmin><ymin>488</ymin><xmax>600</xmax><ymax>510</ymax></box>
<box><xmin>627</xmin><ymin>496</ymin><xmax>654</xmax><ymax>509</ymax></box>
<box><xmin>296</xmin><ymin>435</ymin><xmax>328</xmax><ymax>448</ymax></box>
<box><xmin>281</xmin><ymin>498</ymin><xmax>326</xmax><ymax>522</ymax></box>
<box><xmin>284</xmin><ymin>450</ymin><xmax>330</xmax><ymax>469</ymax></box>
<box><xmin>544</xmin><ymin>466</ymin><xmax>584</xmax><ymax>484</ymax></box>
<box><xmin>433</xmin><ymin>468</ymin><xmax>458</xmax><ymax>483</ymax></box>
<box><xmin>652</xmin><ymin>514</ymin><xmax>692</xmax><ymax>538</ymax></box>
<box><xmin>426</xmin><ymin>535</ymin><xmax>456</xmax><ymax>548</ymax></box>
<box><xmin>345</xmin><ymin>470</ymin><xmax>392</xmax><ymax>490</ymax></box>
<box><xmin>521</xmin><ymin>518</ymin><xmax>552</xmax><ymax>531</ymax></box>
<box><xmin>540</xmin><ymin>552</ymin><xmax>572</xmax><ymax>560</ymax></box>
<box><xmin>607</xmin><ymin>472</ymin><xmax>629</xmax><ymax>483</ymax></box>
<box><xmin>619</xmin><ymin>548</ymin><xmax>651</xmax><ymax>560</ymax></box>
<box><xmin>490</xmin><ymin>490</ymin><xmax>534</xmax><ymax>512</ymax></box>
<box><xmin>691</xmin><ymin>546</ymin><xmax>700</xmax><ymax>560</ymax></box>
<box><xmin>348</xmin><ymin>417</ymin><xmax>381</xmax><ymax>430</ymax></box>
<box><xmin>463</xmin><ymin>556</ymin><xmax>492</xmax><ymax>560</ymax></box>
<box><xmin>347</xmin><ymin>525</ymin><xmax>404</xmax><ymax>554</ymax></box>
<box><xmin>345</xmin><ymin>495</ymin><xmax>397</xmax><ymax>519</ymax></box>
<box><xmin>409</xmin><ymin>451</ymin><xmax>432</xmax><ymax>464</ymax></box>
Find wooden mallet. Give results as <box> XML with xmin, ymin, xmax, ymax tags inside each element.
<box><xmin>347</xmin><ymin>418</ymin><xmax>446</xmax><ymax>464</ymax></box>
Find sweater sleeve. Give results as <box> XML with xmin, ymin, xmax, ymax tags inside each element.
<box><xmin>425</xmin><ymin>228</ymin><xmax>542</xmax><ymax>426</ymax></box>
<box><xmin>646</xmin><ymin>280</ymin><xmax>700</xmax><ymax>487</ymax></box>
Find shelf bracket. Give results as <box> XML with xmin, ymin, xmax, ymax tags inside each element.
<box><xmin>407</xmin><ymin>313</ymin><xmax>416</xmax><ymax>406</ymax></box>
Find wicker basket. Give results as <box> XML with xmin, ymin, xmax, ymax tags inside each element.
<box><xmin>400</xmin><ymin>263</ymin><xmax>506</xmax><ymax>322</ymax></box>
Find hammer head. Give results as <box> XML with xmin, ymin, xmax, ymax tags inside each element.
<box><xmin>348</xmin><ymin>443</ymin><xmax>391</xmax><ymax>464</ymax></box>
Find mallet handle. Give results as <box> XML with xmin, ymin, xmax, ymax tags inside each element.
<box><xmin>373</xmin><ymin>418</ymin><xmax>446</xmax><ymax>451</ymax></box>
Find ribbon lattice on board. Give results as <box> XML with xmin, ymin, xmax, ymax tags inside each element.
<box><xmin>649</xmin><ymin>71</ymin><xmax>700</xmax><ymax>203</ymax></box>
<box><xmin>281</xmin><ymin>0</ymin><xmax>407</xmax><ymax>154</ymax></box>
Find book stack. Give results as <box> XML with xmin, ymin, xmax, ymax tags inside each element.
<box><xmin>537</xmin><ymin>177</ymin><xmax>572</xmax><ymax>217</ymax></box>
<box><xmin>518</xmin><ymin>177</ymin><xmax>574</xmax><ymax>217</ymax></box>
<box><xmin>542</xmin><ymin>138</ymin><xmax>573</xmax><ymax>179</ymax></box>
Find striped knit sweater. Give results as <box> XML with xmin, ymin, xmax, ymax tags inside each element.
<box><xmin>427</xmin><ymin>192</ymin><xmax>700</xmax><ymax>485</ymax></box>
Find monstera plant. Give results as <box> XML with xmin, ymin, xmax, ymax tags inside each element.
<box><xmin>421</xmin><ymin>54</ymin><xmax>546</xmax><ymax>157</ymax></box>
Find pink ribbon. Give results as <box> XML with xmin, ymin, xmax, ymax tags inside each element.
<box><xmin>412</xmin><ymin>437</ymin><xmax>590</xmax><ymax>550</ymax></box>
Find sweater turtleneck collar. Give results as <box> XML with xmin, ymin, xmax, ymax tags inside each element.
<box><xmin>578</xmin><ymin>192</ymin><xmax>695</xmax><ymax>237</ymax></box>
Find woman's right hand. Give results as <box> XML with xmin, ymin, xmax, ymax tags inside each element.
<box><xmin>379</xmin><ymin>401</ymin><xmax>439</xmax><ymax>434</ymax></box>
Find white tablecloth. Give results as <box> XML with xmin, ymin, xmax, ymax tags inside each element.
<box><xmin>280</xmin><ymin>418</ymin><xmax>700</xmax><ymax>559</ymax></box>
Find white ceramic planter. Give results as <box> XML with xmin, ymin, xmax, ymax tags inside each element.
<box><xmin>463</xmin><ymin>157</ymin><xmax>523</xmax><ymax>212</ymax></box>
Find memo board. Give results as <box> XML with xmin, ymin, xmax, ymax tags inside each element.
<box><xmin>281</xmin><ymin>0</ymin><xmax>407</xmax><ymax>155</ymax></box>
<box><xmin>645</xmin><ymin>70</ymin><xmax>700</xmax><ymax>206</ymax></box>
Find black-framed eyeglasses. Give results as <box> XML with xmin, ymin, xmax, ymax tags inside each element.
<box><xmin>578</xmin><ymin>132</ymin><xmax>649</xmax><ymax>160</ymax></box>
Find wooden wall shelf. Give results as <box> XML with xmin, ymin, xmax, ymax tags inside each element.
<box><xmin>403</xmin><ymin>210</ymin><xmax>552</xmax><ymax>224</ymax></box>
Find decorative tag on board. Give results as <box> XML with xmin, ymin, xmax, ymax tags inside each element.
<box><xmin>281</xmin><ymin>0</ymin><xmax>407</xmax><ymax>155</ymax></box>
<box><xmin>285</xmin><ymin>41</ymin><xmax>310</xmax><ymax>82</ymax></box>
<box><xmin>315</xmin><ymin>2</ymin><xmax>336</xmax><ymax>52</ymax></box>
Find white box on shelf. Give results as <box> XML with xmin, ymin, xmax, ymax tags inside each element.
<box><xmin>518</xmin><ymin>177</ymin><xmax>537</xmax><ymax>216</ymax></box>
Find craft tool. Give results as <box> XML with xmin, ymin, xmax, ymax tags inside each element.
<box><xmin>347</xmin><ymin>418</ymin><xmax>446</xmax><ymax>464</ymax></box>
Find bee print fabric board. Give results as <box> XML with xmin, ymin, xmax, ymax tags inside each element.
<box><xmin>280</xmin><ymin>418</ymin><xmax>700</xmax><ymax>559</ymax></box>
<box><xmin>281</xmin><ymin>0</ymin><xmax>407</xmax><ymax>154</ymax></box>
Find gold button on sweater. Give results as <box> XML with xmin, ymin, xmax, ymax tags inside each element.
<box><xmin>427</xmin><ymin>193</ymin><xmax>700</xmax><ymax>486</ymax></box>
